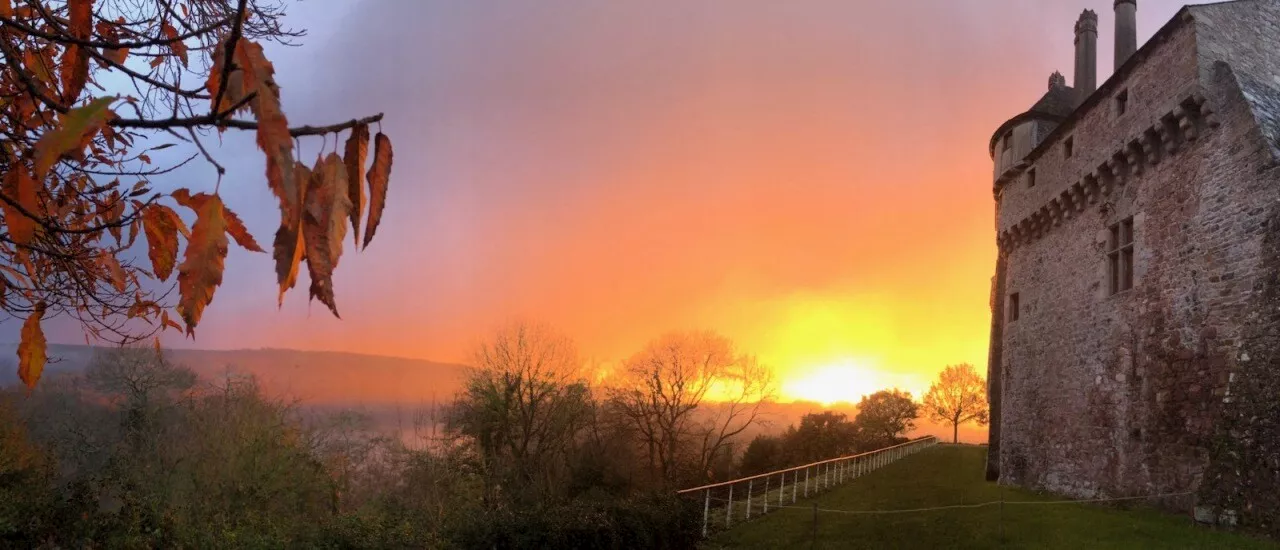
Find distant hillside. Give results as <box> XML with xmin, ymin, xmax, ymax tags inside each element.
<box><xmin>0</xmin><ymin>344</ymin><xmax>470</xmax><ymax>406</ymax></box>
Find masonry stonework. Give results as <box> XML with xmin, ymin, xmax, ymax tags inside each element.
<box><xmin>987</xmin><ymin>0</ymin><xmax>1280</xmax><ymax>536</ymax></box>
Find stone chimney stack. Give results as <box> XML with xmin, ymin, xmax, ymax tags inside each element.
<box><xmin>1074</xmin><ymin>9</ymin><xmax>1099</xmax><ymax>96</ymax></box>
<box><xmin>1115</xmin><ymin>0</ymin><xmax>1138</xmax><ymax>69</ymax></box>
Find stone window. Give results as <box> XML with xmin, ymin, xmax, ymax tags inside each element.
<box><xmin>1116</xmin><ymin>89</ymin><xmax>1129</xmax><ymax>116</ymax></box>
<box><xmin>1008</xmin><ymin>293</ymin><xmax>1020</xmax><ymax>322</ymax></box>
<box><xmin>1107</xmin><ymin>217</ymin><xmax>1135</xmax><ymax>295</ymax></box>
<box><xmin>1003</xmin><ymin>133</ymin><xmax>1011</xmax><ymax>152</ymax></box>
<box><xmin>1064</xmin><ymin>136</ymin><xmax>1075</xmax><ymax>159</ymax></box>
<box><xmin>1027</xmin><ymin>168</ymin><xmax>1036</xmax><ymax>188</ymax></box>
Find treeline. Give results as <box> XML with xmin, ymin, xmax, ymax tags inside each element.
<box><xmin>739</xmin><ymin>390</ymin><xmax>919</xmax><ymax>477</ymax></box>
<box><xmin>0</xmin><ymin>324</ymin><xmax>982</xmax><ymax>548</ymax></box>
<box><xmin>0</xmin><ymin>324</ymin><xmax>764</xmax><ymax>548</ymax></box>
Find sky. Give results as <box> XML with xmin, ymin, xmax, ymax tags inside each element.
<box><xmin>21</xmin><ymin>0</ymin><xmax>1207</xmax><ymax>404</ymax></box>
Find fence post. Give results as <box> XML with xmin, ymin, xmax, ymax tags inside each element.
<box><xmin>792</xmin><ymin>469</ymin><xmax>798</xmax><ymax>503</ymax></box>
<box><xmin>746</xmin><ymin>480</ymin><xmax>753</xmax><ymax>519</ymax></box>
<box><xmin>702</xmin><ymin>489</ymin><xmax>710</xmax><ymax>538</ymax></box>
<box><xmin>804</xmin><ymin>467</ymin><xmax>810</xmax><ymax>497</ymax></box>
<box><xmin>764</xmin><ymin>476</ymin><xmax>770</xmax><ymax>514</ymax></box>
<box><xmin>726</xmin><ymin>484</ymin><xmax>733</xmax><ymax>528</ymax></box>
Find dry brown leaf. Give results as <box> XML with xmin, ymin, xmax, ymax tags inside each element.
<box><xmin>363</xmin><ymin>132</ymin><xmax>393</xmax><ymax>250</ymax></box>
<box><xmin>60</xmin><ymin>0</ymin><xmax>93</xmax><ymax>104</ymax></box>
<box><xmin>274</xmin><ymin>160</ymin><xmax>311</xmax><ymax>306</ymax></box>
<box><xmin>301</xmin><ymin>154</ymin><xmax>351</xmax><ymax>318</ymax></box>
<box><xmin>162</xmin><ymin>22</ymin><xmax>187</xmax><ymax>66</ymax></box>
<box><xmin>33</xmin><ymin>97</ymin><xmax>116</xmax><ymax>178</ymax></box>
<box><xmin>344</xmin><ymin>124</ymin><xmax>369</xmax><ymax>245</ymax></box>
<box><xmin>173</xmin><ymin>189</ymin><xmax>264</xmax><ymax>253</ymax></box>
<box><xmin>1</xmin><ymin>167</ymin><xmax>40</xmax><ymax>245</ymax></box>
<box><xmin>176</xmin><ymin>195</ymin><xmax>228</xmax><ymax>336</ymax></box>
<box><xmin>101</xmin><ymin>252</ymin><xmax>126</xmax><ymax>292</ymax></box>
<box><xmin>142</xmin><ymin>203</ymin><xmax>180</xmax><ymax>280</ymax></box>
<box><xmin>17</xmin><ymin>302</ymin><xmax>47</xmax><ymax>390</ymax></box>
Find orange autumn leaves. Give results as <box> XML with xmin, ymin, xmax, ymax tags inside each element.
<box><xmin>8</xmin><ymin>20</ymin><xmax>394</xmax><ymax>389</ymax></box>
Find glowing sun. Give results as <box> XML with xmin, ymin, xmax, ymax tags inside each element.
<box><xmin>781</xmin><ymin>359</ymin><xmax>888</xmax><ymax>406</ymax></box>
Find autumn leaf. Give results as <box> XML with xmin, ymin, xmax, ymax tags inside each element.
<box><xmin>101</xmin><ymin>252</ymin><xmax>126</xmax><ymax>292</ymax></box>
<box><xmin>176</xmin><ymin>195</ymin><xmax>228</xmax><ymax>336</ymax></box>
<box><xmin>33</xmin><ymin>97</ymin><xmax>117</xmax><ymax>178</ymax></box>
<box><xmin>162</xmin><ymin>22</ymin><xmax>187</xmax><ymax>66</ymax></box>
<box><xmin>142</xmin><ymin>203</ymin><xmax>181</xmax><ymax>280</ymax></box>
<box><xmin>1</xmin><ymin>166</ymin><xmax>40</xmax><ymax>245</ymax></box>
<box><xmin>273</xmin><ymin>160</ymin><xmax>310</xmax><ymax>306</ymax></box>
<box><xmin>17</xmin><ymin>302</ymin><xmax>47</xmax><ymax>390</ymax></box>
<box><xmin>172</xmin><ymin>188</ymin><xmax>264</xmax><ymax>252</ymax></box>
<box><xmin>160</xmin><ymin>309</ymin><xmax>182</xmax><ymax>333</ymax></box>
<box><xmin>344</xmin><ymin>124</ymin><xmax>369</xmax><ymax>245</ymax></box>
<box><xmin>302</xmin><ymin>154</ymin><xmax>351</xmax><ymax>317</ymax></box>
<box><xmin>220</xmin><ymin>40</ymin><xmax>300</xmax><ymax>291</ymax></box>
<box><xmin>60</xmin><ymin>0</ymin><xmax>93</xmax><ymax>104</ymax></box>
<box><xmin>363</xmin><ymin>132</ymin><xmax>393</xmax><ymax>250</ymax></box>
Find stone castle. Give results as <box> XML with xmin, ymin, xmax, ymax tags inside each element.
<box><xmin>985</xmin><ymin>0</ymin><xmax>1280</xmax><ymax>533</ymax></box>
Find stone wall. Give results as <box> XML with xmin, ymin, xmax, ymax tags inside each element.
<box><xmin>991</xmin><ymin>2</ymin><xmax>1280</xmax><ymax>535</ymax></box>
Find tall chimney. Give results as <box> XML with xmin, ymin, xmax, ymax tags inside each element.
<box><xmin>1115</xmin><ymin>0</ymin><xmax>1138</xmax><ymax>69</ymax></box>
<box><xmin>1074</xmin><ymin>10</ymin><xmax>1098</xmax><ymax>96</ymax></box>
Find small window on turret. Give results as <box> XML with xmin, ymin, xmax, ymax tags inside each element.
<box><xmin>1116</xmin><ymin>89</ymin><xmax>1129</xmax><ymax>116</ymax></box>
<box><xmin>1064</xmin><ymin>137</ymin><xmax>1075</xmax><ymax>159</ymax></box>
<box><xmin>1027</xmin><ymin>168</ymin><xmax>1036</xmax><ymax>188</ymax></box>
<box><xmin>1003</xmin><ymin>133</ymin><xmax>1011</xmax><ymax>152</ymax></box>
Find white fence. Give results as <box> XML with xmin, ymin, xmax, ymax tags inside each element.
<box><xmin>675</xmin><ymin>436</ymin><xmax>939</xmax><ymax>537</ymax></box>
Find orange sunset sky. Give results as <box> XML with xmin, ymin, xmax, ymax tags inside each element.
<box><xmin>22</xmin><ymin>0</ymin><xmax>1205</xmax><ymax>404</ymax></box>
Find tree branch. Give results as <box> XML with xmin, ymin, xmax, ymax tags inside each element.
<box><xmin>211</xmin><ymin>0</ymin><xmax>249</xmax><ymax>116</ymax></box>
<box><xmin>109</xmin><ymin>112</ymin><xmax>385</xmax><ymax>137</ymax></box>
<box><xmin>0</xmin><ymin>13</ymin><xmax>232</xmax><ymax>49</ymax></box>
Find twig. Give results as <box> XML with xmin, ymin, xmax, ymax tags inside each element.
<box><xmin>110</xmin><ymin>112</ymin><xmax>385</xmax><ymax>138</ymax></box>
<box><xmin>187</xmin><ymin>127</ymin><xmax>224</xmax><ymax>176</ymax></box>
<box><xmin>211</xmin><ymin>0</ymin><xmax>249</xmax><ymax>116</ymax></box>
<box><xmin>0</xmin><ymin>14</ymin><xmax>231</xmax><ymax>49</ymax></box>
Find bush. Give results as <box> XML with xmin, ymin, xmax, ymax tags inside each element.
<box><xmin>450</xmin><ymin>493</ymin><xmax>702</xmax><ymax>549</ymax></box>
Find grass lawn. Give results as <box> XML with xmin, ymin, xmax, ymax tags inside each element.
<box><xmin>706</xmin><ymin>445</ymin><xmax>1277</xmax><ymax>549</ymax></box>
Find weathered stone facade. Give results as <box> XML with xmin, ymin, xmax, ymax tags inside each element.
<box><xmin>987</xmin><ymin>0</ymin><xmax>1280</xmax><ymax>535</ymax></box>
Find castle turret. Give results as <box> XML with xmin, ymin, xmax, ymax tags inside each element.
<box><xmin>1074</xmin><ymin>10</ymin><xmax>1098</xmax><ymax>96</ymax></box>
<box><xmin>1115</xmin><ymin>0</ymin><xmax>1138</xmax><ymax>69</ymax></box>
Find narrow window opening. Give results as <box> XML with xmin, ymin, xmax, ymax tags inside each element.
<box><xmin>1116</xmin><ymin>89</ymin><xmax>1129</xmax><ymax>116</ymax></box>
<box><xmin>1008</xmin><ymin>293</ymin><xmax>1020</xmax><ymax>322</ymax></box>
<box><xmin>1027</xmin><ymin>168</ymin><xmax>1036</xmax><ymax>188</ymax></box>
<box><xmin>1064</xmin><ymin>136</ymin><xmax>1075</xmax><ymax>159</ymax></box>
<box><xmin>1107</xmin><ymin>217</ymin><xmax>1135</xmax><ymax>295</ymax></box>
<box><xmin>1003</xmin><ymin>133</ymin><xmax>1012</xmax><ymax>152</ymax></box>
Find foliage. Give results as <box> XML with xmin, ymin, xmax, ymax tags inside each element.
<box><xmin>446</xmin><ymin>321</ymin><xmax>592</xmax><ymax>504</ymax></box>
<box><xmin>0</xmin><ymin>0</ymin><xmax>397</xmax><ymax>388</ymax></box>
<box><xmin>739</xmin><ymin>433</ymin><xmax>785</xmax><ymax>476</ymax></box>
<box><xmin>922</xmin><ymin>363</ymin><xmax>988</xmax><ymax>444</ymax></box>
<box><xmin>852</xmin><ymin>389</ymin><xmax>919</xmax><ymax>449</ymax></box>
<box><xmin>450</xmin><ymin>493</ymin><xmax>702</xmax><ymax>550</ymax></box>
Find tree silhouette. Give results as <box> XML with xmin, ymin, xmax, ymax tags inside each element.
<box><xmin>852</xmin><ymin>389</ymin><xmax>918</xmax><ymax>448</ymax></box>
<box><xmin>922</xmin><ymin>363</ymin><xmax>988</xmax><ymax>444</ymax></box>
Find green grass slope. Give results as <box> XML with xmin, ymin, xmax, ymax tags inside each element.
<box><xmin>708</xmin><ymin>445</ymin><xmax>1276</xmax><ymax>549</ymax></box>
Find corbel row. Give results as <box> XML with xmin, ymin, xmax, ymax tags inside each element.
<box><xmin>998</xmin><ymin>93</ymin><xmax>1217</xmax><ymax>251</ymax></box>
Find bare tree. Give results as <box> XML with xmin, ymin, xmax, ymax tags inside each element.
<box><xmin>607</xmin><ymin>330</ymin><xmax>774</xmax><ymax>487</ymax></box>
<box><xmin>446</xmin><ymin>321</ymin><xmax>591</xmax><ymax>504</ymax></box>
<box><xmin>923</xmin><ymin>363</ymin><xmax>989</xmax><ymax>444</ymax></box>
